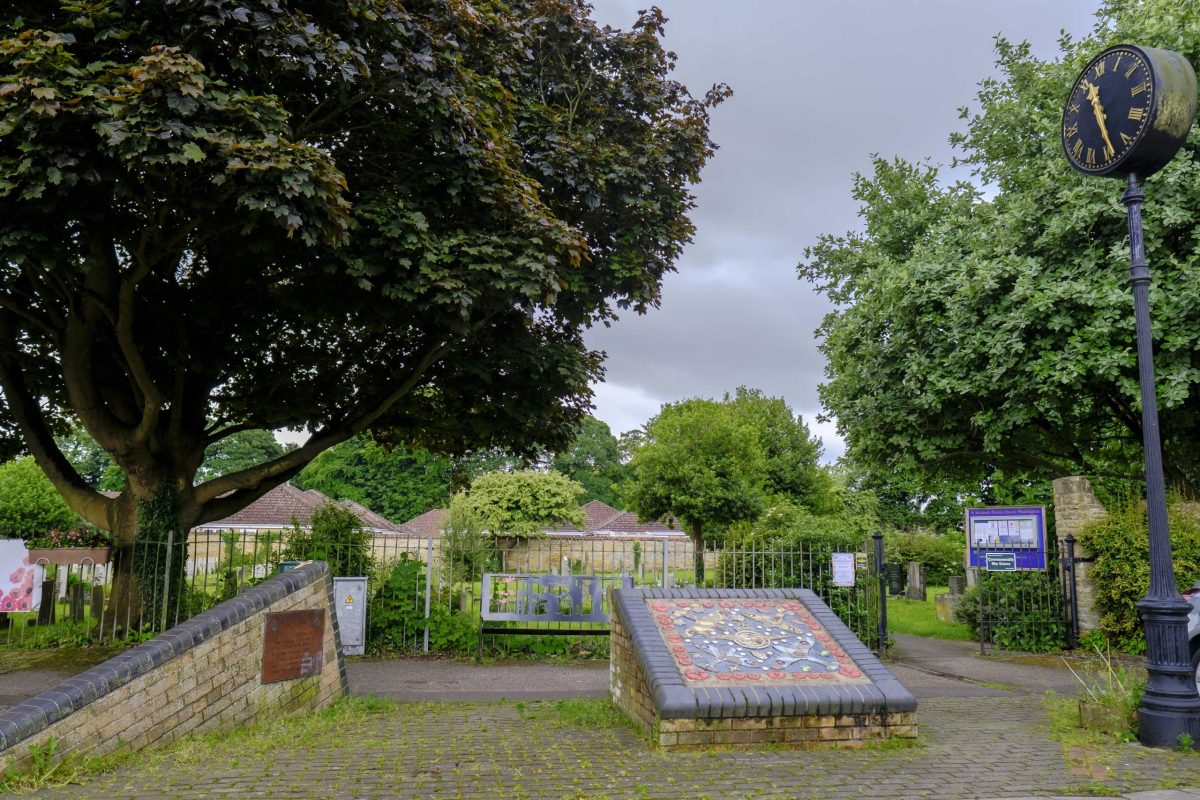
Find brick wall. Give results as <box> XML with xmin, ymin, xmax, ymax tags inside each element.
<box><xmin>0</xmin><ymin>561</ymin><xmax>347</xmax><ymax>771</ymax></box>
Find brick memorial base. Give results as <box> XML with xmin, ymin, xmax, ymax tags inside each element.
<box><xmin>610</xmin><ymin>588</ymin><xmax>917</xmax><ymax>749</ymax></box>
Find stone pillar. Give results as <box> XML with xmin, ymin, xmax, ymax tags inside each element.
<box><xmin>1052</xmin><ymin>476</ymin><xmax>1108</xmax><ymax>633</ymax></box>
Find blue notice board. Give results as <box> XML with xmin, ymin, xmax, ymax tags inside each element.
<box><xmin>966</xmin><ymin>506</ymin><xmax>1047</xmax><ymax>571</ymax></box>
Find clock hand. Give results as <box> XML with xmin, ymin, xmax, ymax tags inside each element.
<box><xmin>1083</xmin><ymin>80</ymin><xmax>1117</xmax><ymax>158</ymax></box>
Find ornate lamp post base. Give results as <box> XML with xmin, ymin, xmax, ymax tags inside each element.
<box><xmin>1137</xmin><ymin>597</ymin><xmax>1200</xmax><ymax>746</ymax></box>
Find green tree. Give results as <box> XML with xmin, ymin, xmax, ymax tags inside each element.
<box><xmin>0</xmin><ymin>456</ymin><xmax>79</xmax><ymax>538</ymax></box>
<box><xmin>295</xmin><ymin>436</ymin><xmax>454</xmax><ymax>523</ymax></box>
<box><xmin>550</xmin><ymin>416</ymin><xmax>629</xmax><ymax>508</ymax></box>
<box><xmin>196</xmin><ymin>430</ymin><xmax>291</xmax><ymax>482</ymax></box>
<box><xmin>725</xmin><ymin>387</ymin><xmax>835</xmax><ymax>512</ymax></box>
<box><xmin>281</xmin><ymin>503</ymin><xmax>373</xmax><ymax>579</ymax></box>
<box><xmin>801</xmin><ymin>1</ymin><xmax>1200</xmax><ymax>492</ymax></box>
<box><xmin>459</xmin><ymin>470</ymin><xmax>585</xmax><ymax>538</ymax></box>
<box><xmin>0</xmin><ymin>2</ymin><xmax>726</xmax><ymax>620</ymax></box>
<box><xmin>624</xmin><ymin>399</ymin><xmax>767</xmax><ymax>582</ymax></box>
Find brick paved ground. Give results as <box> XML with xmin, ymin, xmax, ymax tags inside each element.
<box><xmin>17</xmin><ymin>694</ymin><xmax>1200</xmax><ymax>800</ymax></box>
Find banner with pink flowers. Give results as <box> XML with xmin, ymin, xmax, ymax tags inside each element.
<box><xmin>1</xmin><ymin>539</ymin><xmax>43</xmax><ymax>612</ymax></box>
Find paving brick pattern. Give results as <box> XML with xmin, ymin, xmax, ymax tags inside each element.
<box><xmin>22</xmin><ymin>695</ymin><xmax>1200</xmax><ymax>800</ymax></box>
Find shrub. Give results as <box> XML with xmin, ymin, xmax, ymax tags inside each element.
<box><xmin>1077</xmin><ymin>500</ymin><xmax>1200</xmax><ymax>653</ymax></box>
<box><xmin>441</xmin><ymin>494</ymin><xmax>498</xmax><ymax>584</ymax></box>
<box><xmin>884</xmin><ymin>528</ymin><xmax>966</xmax><ymax>586</ymax></box>
<box><xmin>282</xmin><ymin>503</ymin><xmax>374</xmax><ymax>578</ymax></box>
<box><xmin>369</xmin><ymin>554</ymin><xmax>478</xmax><ymax>655</ymax></box>
<box><xmin>0</xmin><ymin>457</ymin><xmax>79</xmax><ymax>539</ymax></box>
<box><xmin>955</xmin><ymin>571</ymin><xmax>1068</xmax><ymax>653</ymax></box>
<box><xmin>368</xmin><ymin>554</ymin><xmax>427</xmax><ymax>652</ymax></box>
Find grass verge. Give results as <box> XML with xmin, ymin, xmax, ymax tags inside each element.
<box><xmin>886</xmin><ymin>585</ymin><xmax>974</xmax><ymax>641</ymax></box>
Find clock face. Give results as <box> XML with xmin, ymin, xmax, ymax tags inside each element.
<box><xmin>1062</xmin><ymin>46</ymin><xmax>1154</xmax><ymax>174</ymax></box>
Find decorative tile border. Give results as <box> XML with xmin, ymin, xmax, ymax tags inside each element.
<box><xmin>611</xmin><ymin>587</ymin><xmax>916</xmax><ymax>720</ymax></box>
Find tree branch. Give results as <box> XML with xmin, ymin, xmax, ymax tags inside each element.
<box><xmin>0</xmin><ymin>312</ymin><xmax>114</xmax><ymax>529</ymax></box>
<box><xmin>192</xmin><ymin>336</ymin><xmax>456</xmax><ymax>509</ymax></box>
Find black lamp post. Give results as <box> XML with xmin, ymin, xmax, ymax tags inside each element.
<box><xmin>1123</xmin><ymin>174</ymin><xmax>1200</xmax><ymax>747</ymax></box>
<box><xmin>1060</xmin><ymin>44</ymin><xmax>1199</xmax><ymax>747</ymax></box>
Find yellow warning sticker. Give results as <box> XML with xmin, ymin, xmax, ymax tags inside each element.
<box><xmin>344</xmin><ymin>595</ymin><xmax>354</xmax><ymax>604</ymax></box>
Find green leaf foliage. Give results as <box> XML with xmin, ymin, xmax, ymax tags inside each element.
<box><xmin>955</xmin><ymin>571</ymin><xmax>1070</xmax><ymax>653</ymax></box>
<box><xmin>883</xmin><ymin>529</ymin><xmax>966</xmax><ymax>587</ymax></box>
<box><xmin>281</xmin><ymin>503</ymin><xmax>373</xmax><ymax>578</ymax></box>
<box><xmin>458</xmin><ymin>470</ymin><xmax>585</xmax><ymax>538</ymax></box>
<box><xmin>196</xmin><ymin>430</ymin><xmax>289</xmax><ymax>482</ymax></box>
<box><xmin>1077</xmin><ymin>500</ymin><xmax>1200</xmax><ymax>652</ymax></box>
<box><xmin>0</xmin><ymin>1</ymin><xmax>727</xmax><ymax>542</ymax></box>
<box><xmin>625</xmin><ymin>397</ymin><xmax>767</xmax><ymax>542</ymax></box>
<box><xmin>801</xmin><ymin>0</ymin><xmax>1200</xmax><ymax>491</ymax></box>
<box><xmin>624</xmin><ymin>389</ymin><xmax>832</xmax><ymax>543</ymax></box>
<box><xmin>0</xmin><ymin>456</ymin><xmax>79</xmax><ymax>538</ymax></box>
<box><xmin>549</xmin><ymin>416</ymin><xmax>629</xmax><ymax>508</ymax></box>
<box><xmin>294</xmin><ymin>436</ymin><xmax>453</xmax><ymax>524</ymax></box>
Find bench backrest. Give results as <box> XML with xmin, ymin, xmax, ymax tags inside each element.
<box><xmin>480</xmin><ymin>573</ymin><xmax>634</xmax><ymax>623</ymax></box>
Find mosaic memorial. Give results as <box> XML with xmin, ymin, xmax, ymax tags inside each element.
<box><xmin>610</xmin><ymin>588</ymin><xmax>917</xmax><ymax>748</ymax></box>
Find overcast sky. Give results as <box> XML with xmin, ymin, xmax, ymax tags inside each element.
<box><xmin>582</xmin><ymin>0</ymin><xmax>1098</xmax><ymax>461</ymax></box>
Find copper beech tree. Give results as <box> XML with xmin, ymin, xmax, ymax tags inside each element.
<box><xmin>0</xmin><ymin>1</ymin><xmax>727</xmax><ymax>622</ymax></box>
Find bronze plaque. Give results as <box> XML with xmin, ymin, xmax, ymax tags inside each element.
<box><xmin>261</xmin><ymin>609</ymin><xmax>326</xmax><ymax>684</ymax></box>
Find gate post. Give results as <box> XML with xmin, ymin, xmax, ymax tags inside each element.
<box><xmin>1064</xmin><ymin>534</ymin><xmax>1080</xmax><ymax>648</ymax></box>
<box><xmin>874</xmin><ymin>531</ymin><xmax>887</xmax><ymax>657</ymax></box>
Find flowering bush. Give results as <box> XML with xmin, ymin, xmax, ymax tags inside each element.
<box><xmin>24</xmin><ymin>527</ymin><xmax>114</xmax><ymax>549</ymax></box>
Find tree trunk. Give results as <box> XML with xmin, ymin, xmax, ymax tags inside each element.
<box><xmin>691</xmin><ymin>520</ymin><xmax>705</xmax><ymax>587</ymax></box>
<box><xmin>101</xmin><ymin>485</ymin><xmax>189</xmax><ymax>637</ymax></box>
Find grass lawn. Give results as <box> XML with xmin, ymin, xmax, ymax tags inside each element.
<box><xmin>887</xmin><ymin>585</ymin><xmax>975</xmax><ymax>641</ymax></box>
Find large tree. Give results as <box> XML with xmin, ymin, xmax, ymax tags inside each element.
<box><xmin>802</xmin><ymin>0</ymin><xmax>1200</xmax><ymax>492</ymax></box>
<box><xmin>294</xmin><ymin>436</ymin><xmax>454</xmax><ymax>523</ymax></box>
<box><xmin>0</xmin><ymin>0</ymin><xmax>726</xmax><ymax>591</ymax></box>
<box><xmin>624</xmin><ymin>397</ymin><xmax>767</xmax><ymax>583</ymax></box>
<box><xmin>550</xmin><ymin>416</ymin><xmax>629</xmax><ymax>508</ymax></box>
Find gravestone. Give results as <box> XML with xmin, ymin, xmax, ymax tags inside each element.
<box><xmin>69</xmin><ymin>583</ymin><xmax>86</xmax><ymax>622</ymax></box>
<box><xmin>948</xmin><ymin>576</ymin><xmax>967</xmax><ymax>596</ymax></box>
<box><xmin>905</xmin><ymin>562</ymin><xmax>926</xmax><ymax>601</ymax></box>
<box><xmin>885</xmin><ymin>562</ymin><xmax>907</xmax><ymax>596</ymax></box>
<box><xmin>90</xmin><ymin>585</ymin><xmax>105</xmax><ymax>621</ymax></box>
<box><xmin>611</xmin><ymin>588</ymin><xmax>916</xmax><ymax>749</ymax></box>
<box><xmin>36</xmin><ymin>580</ymin><xmax>55</xmax><ymax>625</ymax></box>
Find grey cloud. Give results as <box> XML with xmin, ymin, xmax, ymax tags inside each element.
<box><xmin>585</xmin><ymin>0</ymin><xmax>1097</xmax><ymax>453</ymax></box>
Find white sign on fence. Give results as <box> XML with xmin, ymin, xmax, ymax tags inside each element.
<box><xmin>831</xmin><ymin>552</ymin><xmax>856</xmax><ymax>587</ymax></box>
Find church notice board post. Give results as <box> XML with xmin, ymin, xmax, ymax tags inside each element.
<box><xmin>966</xmin><ymin>506</ymin><xmax>1047</xmax><ymax>571</ymax></box>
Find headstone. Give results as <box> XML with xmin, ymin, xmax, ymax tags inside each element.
<box><xmin>905</xmin><ymin>562</ymin><xmax>926</xmax><ymax>601</ymax></box>
<box><xmin>36</xmin><ymin>580</ymin><xmax>55</xmax><ymax>625</ymax></box>
<box><xmin>934</xmin><ymin>593</ymin><xmax>960</xmax><ymax>622</ymax></box>
<box><xmin>90</xmin><ymin>585</ymin><xmax>105</xmax><ymax>621</ymax></box>
<box><xmin>948</xmin><ymin>576</ymin><xmax>967</xmax><ymax>595</ymax></box>
<box><xmin>69</xmin><ymin>583</ymin><xmax>86</xmax><ymax>622</ymax></box>
<box><xmin>886</xmin><ymin>562</ymin><xmax>907</xmax><ymax>596</ymax></box>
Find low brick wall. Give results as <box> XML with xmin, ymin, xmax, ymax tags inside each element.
<box><xmin>0</xmin><ymin>561</ymin><xmax>347</xmax><ymax>771</ymax></box>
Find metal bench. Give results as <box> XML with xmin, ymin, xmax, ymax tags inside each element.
<box><xmin>478</xmin><ymin>572</ymin><xmax>634</xmax><ymax>660</ymax></box>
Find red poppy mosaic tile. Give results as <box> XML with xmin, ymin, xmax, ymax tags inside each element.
<box><xmin>646</xmin><ymin>597</ymin><xmax>870</xmax><ymax>686</ymax></box>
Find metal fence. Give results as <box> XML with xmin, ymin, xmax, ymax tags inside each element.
<box><xmin>969</xmin><ymin>535</ymin><xmax>1076</xmax><ymax>655</ymax></box>
<box><xmin>1</xmin><ymin>530</ymin><xmax>885</xmax><ymax>656</ymax></box>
